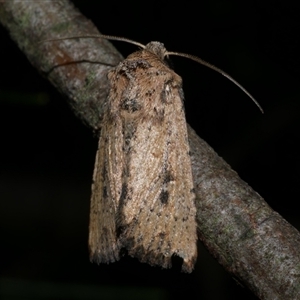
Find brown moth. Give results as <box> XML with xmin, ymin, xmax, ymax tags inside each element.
<box><xmin>87</xmin><ymin>36</ymin><xmax>262</xmax><ymax>273</ymax></box>
<box><xmin>44</xmin><ymin>34</ymin><xmax>262</xmax><ymax>273</ymax></box>
<box><xmin>89</xmin><ymin>41</ymin><xmax>197</xmax><ymax>273</ymax></box>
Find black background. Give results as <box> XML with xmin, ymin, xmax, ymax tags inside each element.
<box><xmin>1</xmin><ymin>0</ymin><xmax>300</xmax><ymax>299</ymax></box>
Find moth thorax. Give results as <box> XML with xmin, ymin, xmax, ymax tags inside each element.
<box><xmin>144</xmin><ymin>42</ymin><xmax>167</xmax><ymax>60</ymax></box>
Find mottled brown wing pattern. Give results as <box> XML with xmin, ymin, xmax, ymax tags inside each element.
<box><xmin>89</xmin><ymin>113</ymin><xmax>123</xmax><ymax>263</ymax></box>
<box><xmin>89</xmin><ymin>44</ymin><xmax>197</xmax><ymax>272</ymax></box>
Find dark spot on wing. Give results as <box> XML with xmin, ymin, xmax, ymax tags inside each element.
<box><xmin>145</xmin><ymin>88</ymin><xmax>155</xmax><ymax>97</ymax></box>
<box><xmin>101</xmin><ymin>166</ymin><xmax>106</xmax><ymax>179</ymax></box>
<box><xmin>123</xmin><ymin>123</ymin><xmax>136</xmax><ymax>152</ymax></box>
<box><xmin>121</xmin><ymin>98</ymin><xmax>142</xmax><ymax>112</ymax></box>
<box><xmin>159</xmin><ymin>232</ymin><xmax>166</xmax><ymax>239</ymax></box>
<box><xmin>120</xmin><ymin>183</ymin><xmax>128</xmax><ymax>202</ymax></box>
<box><xmin>159</xmin><ymin>190</ymin><xmax>169</xmax><ymax>205</ymax></box>
<box><xmin>103</xmin><ymin>185</ymin><xmax>108</xmax><ymax>198</ymax></box>
<box><xmin>163</xmin><ymin>170</ymin><xmax>174</xmax><ymax>183</ymax></box>
<box><xmin>116</xmin><ymin>225</ymin><xmax>126</xmax><ymax>238</ymax></box>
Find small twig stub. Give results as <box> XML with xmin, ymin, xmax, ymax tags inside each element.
<box><xmin>89</xmin><ymin>41</ymin><xmax>197</xmax><ymax>272</ymax></box>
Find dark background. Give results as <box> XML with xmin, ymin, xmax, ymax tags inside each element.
<box><xmin>1</xmin><ymin>0</ymin><xmax>300</xmax><ymax>299</ymax></box>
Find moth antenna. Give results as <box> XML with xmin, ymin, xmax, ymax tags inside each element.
<box><xmin>166</xmin><ymin>51</ymin><xmax>263</xmax><ymax>113</ymax></box>
<box><xmin>42</xmin><ymin>34</ymin><xmax>262</xmax><ymax>113</ymax></box>
<box><xmin>42</xmin><ymin>34</ymin><xmax>145</xmax><ymax>49</ymax></box>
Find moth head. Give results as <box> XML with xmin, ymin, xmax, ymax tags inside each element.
<box><xmin>144</xmin><ymin>42</ymin><xmax>167</xmax><ymax>61</ymax></box>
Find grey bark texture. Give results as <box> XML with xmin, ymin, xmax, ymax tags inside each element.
<box><xmin>1</xmin><ymin>1</ymin><xmax>300</xmax><ymax>299</ymax></box>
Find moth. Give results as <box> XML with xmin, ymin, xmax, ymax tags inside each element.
<box><xmin>87</xmin><ymin>35</ymin><xmax>262</xmax><ymax>273</ymax></box>
<box><xmin>89</xmin><ymin>40</ymin><xmax>197</xmax><ymax>273</ymax></box>
<box><xmin>44</xmin><ymin>34</ymin><xmax>262</xmax><ymax>272</ymax></box>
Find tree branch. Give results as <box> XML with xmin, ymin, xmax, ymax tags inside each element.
<box><xmin>1</xmin><ymin>1</ymin><xmax>300</xmax><ymax>299</ymax></box>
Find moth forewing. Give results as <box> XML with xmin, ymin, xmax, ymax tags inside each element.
<box><xmin>89</xmin><ymin>42</ymin><xmax>197</xmax><ymax>272</ymax></box>
<box><xmin>89</xmin><ymin>120</ymin><xmax>121</xmax><ymax>263</ymax></box>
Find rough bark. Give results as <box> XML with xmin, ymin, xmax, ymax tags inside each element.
<box><xmin>1</xmin><ymin>1</ymin><xmax>300</xmax><ymax>299</ymax></box>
